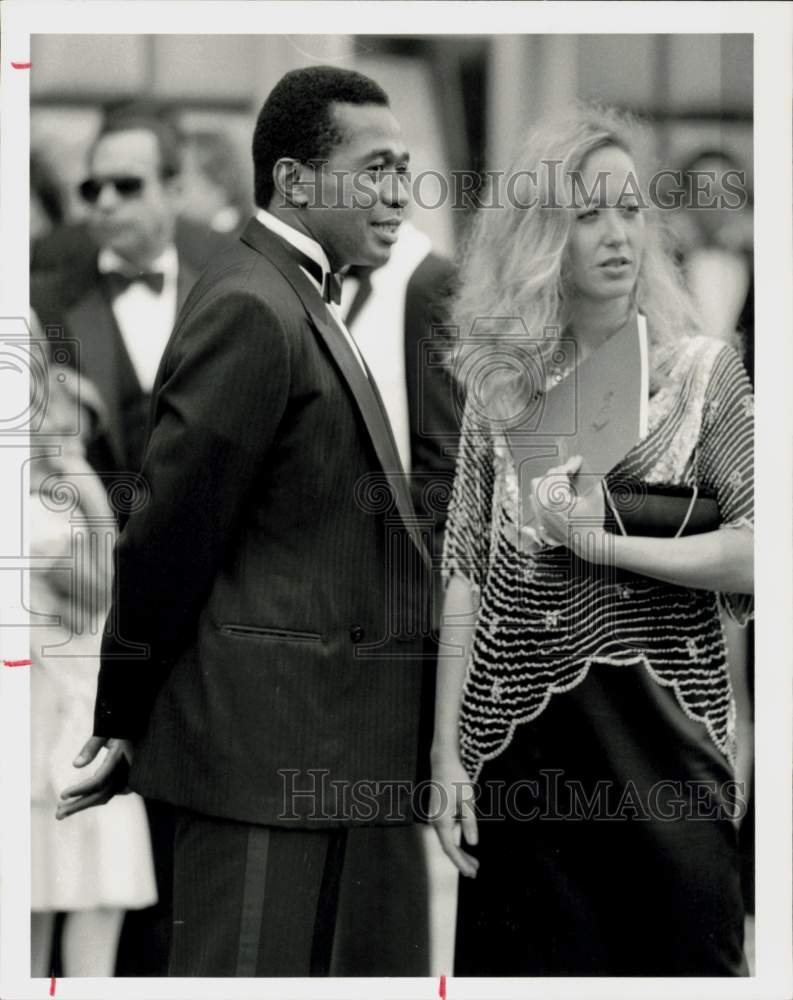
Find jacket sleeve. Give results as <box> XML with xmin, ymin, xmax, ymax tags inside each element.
<box><xmin>404</xmin><ymin>254</ymin><xmax>460</xmax><ymax>631</ymax></box>
<box><xmin>94</xmin><ymin>287</ymin><xmax>291</xmax><ymax>738</ymax></box>
<box><xmin>404</xmin><ymin>255</ymin><xmax>460</xmax><ymax>539</ymax></box>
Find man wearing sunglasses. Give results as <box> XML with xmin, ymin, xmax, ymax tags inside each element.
<box><xmin>57</xmin><ymin>66</ymin><xmax>432</xmax><ymax>978</ymax></box>
<box><xmin>32</xmin><ymin>111</ymin><xmax>198</xmax><ymax>479</ymax></box>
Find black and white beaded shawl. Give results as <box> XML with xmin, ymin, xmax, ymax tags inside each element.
<box><xmin>442</xmin><ymin>334</ymin><xmax>755</xmax><ymax>782</ymax></box>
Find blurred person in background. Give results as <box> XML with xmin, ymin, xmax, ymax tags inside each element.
<box><xmin>30</xmin><ymin>151</ymin><xmax>66</xmax><ymax>246</ymax></box>
<box><xmin>676</xmin><ymin>147</ymin><xmax>756</xmax><ymax>923</ymax></box>
<box><xmin>31</xmin><ymin>103</ymin><xmax>203</xmax><ymax>977</ymax></box>
<box><xmin>31</xmin><ymin>101</ymin><xmax>229</xmax><ymax>285</ymax></box>
<box><xmin>32</xmin><ymin>105</ymin><xmax>198</xmax><ymax>479</ymax></box>
<box><xmin>675</xmin><ymin>149</ymin><xmax>754</xmax><ymax>383</ymax></box>
<box><xmin>331</xmin><ymin>219</ymin><xmax>458</xmax><ymax>975</ymax></box>
<box><xmin>30</xmin><ymin>324</ymin><xmax>157</xmax><ymax>978</ymax></box>
<box><xmin>431</xmin><ymin>107</ymin><xmax>753</xmax><ymax>976</ymax></box>
<box><xmin>178</xmin><ymin>129</ymin><xmax>251</xmax><ymax>238</ymax></box>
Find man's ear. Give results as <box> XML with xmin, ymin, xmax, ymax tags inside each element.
<box><xmin>272</xmin><ymin>158</ymin><xmax>314</xmax><ymax>209</ymax></box>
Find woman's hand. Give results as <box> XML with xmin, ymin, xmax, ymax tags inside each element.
<box><xmin>429</xmin><ymin>751</ymin><xmax>480</xmax><ymax>878</ymax></box>
<box><xmin>528</xmin><ymin>459</ymin><xmax>755</xmax><ymax>593</ymax></box>
<box><xmin>525</xmin><ymin>455</ymin><xmax>608</xmax><ymax>559</ymax></box>
<box><xmin>431</xmin><ymin>576</ymin><xmax>480</xmax><ymax>878</ymax></box>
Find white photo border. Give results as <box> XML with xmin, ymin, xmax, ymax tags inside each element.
<box><xmin>1</xmin><ymin>3</ymin><xmax>790</xmax><ymax>998</ymax></box>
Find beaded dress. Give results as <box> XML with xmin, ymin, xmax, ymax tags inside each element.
<box><xmin>443</xmin><ymin>333</ymin><xmax>753</xmax><ymax>975</ymax></box>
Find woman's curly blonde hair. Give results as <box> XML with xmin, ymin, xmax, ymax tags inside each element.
<box><xmin>451</xmin><ymin>103</ymin><xmax>700</xmax><ymax>417</ymax></box>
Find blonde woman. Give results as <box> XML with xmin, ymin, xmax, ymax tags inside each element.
<box><xmin>430</xmin><ymin>107</ymin><xmax>753</xmax><ymax>976</ymax></box>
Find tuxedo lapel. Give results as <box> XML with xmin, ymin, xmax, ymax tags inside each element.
<box><xmin>176</xmin><ymin>257</ymin><xmax>196</xmax><ymax>313</ymax></box>
<box><xmin>240</xmin><ymin>218</ymin><xmax>429</xmax><ymax>567</ymax></box>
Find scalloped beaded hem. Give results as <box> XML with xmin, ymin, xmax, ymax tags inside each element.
<box><xmin>460</xmin><ymin>651</ymin><xmax>738</xmax><ymax>783</ymax></box>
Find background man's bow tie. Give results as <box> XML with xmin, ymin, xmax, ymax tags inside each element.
<box><xmin>103</xmin><ymin>270</ymin><xmax>165</xmax><ymax>295</ymax></box>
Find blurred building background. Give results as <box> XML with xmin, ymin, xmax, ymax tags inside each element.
<box><xmin>31</xmin><ymin>33</ymin><xmax>752</xmax><ymax>258</ymax></box>
<box><xmin>29</xmin><ymin>31</ymin><xmax>755</xmax><ymax>977</ymax></box>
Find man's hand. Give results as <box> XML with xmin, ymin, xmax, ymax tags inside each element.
<box><xmin>55</xmin><ymin>736</ymin><xmax>134</xmax><ymax>820</ymax></box>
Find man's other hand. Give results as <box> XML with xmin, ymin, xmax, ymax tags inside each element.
<box><xmin>55</xmin><ymin>736</ymin><xmax>134</xmax><ymax>820</ymax></box>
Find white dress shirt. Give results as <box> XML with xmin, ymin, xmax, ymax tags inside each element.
<box><xmin>255</xmin><ymin>209</ymin><xmax>368</xmax><ymax>375</ymax></box>
<box><xmin>341</xmin><ymin>221</ymin><xmax>433</xmax><ymax>473</ymax></box>
<box><xmin>97</xmin><ymin>244</ymin><xmax>179</xmax><ymax>392</ymax></box>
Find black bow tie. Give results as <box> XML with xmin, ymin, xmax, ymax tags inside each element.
<box><xmin>322</xmin><ymin>271</ymin><xmax>343</xmax><ymax>306</ymax></box>
<box><xmin>277</xmin><ymin>241</ymin><xmax>343</xmax><ymax>305</ymax></box>
<box><xmin>103</xmin><ymin>269</ymin><xmax>165</xmax><ymax>296</ymax></box>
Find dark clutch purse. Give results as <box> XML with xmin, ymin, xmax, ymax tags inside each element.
<box><xmin>603</xmin><ymin>484</ymin><xmax>720</xmax><ymax>537</ymax></box>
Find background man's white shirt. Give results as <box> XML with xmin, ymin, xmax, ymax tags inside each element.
<box><xmin>341</xmin><ymin>221</ymin><xmax>433</xmax><ymax>473</ymax></box>
<box><xmin>98</xmin><ymin>244</ymin><xmax>179</xmax><ymax>392</ymax></box>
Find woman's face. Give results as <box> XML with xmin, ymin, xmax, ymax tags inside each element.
<box><xmin>566</xmin><ymin>144</ymin><xmax>646</xmax><ymax>304</ymax></box>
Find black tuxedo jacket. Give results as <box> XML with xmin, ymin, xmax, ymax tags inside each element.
<box><xmin>93</xmin><ymin>218</ymin><xmax>431</xmax><ymax>828</ymax></box>
<box><xmin>403</xmin><ymin>252</ymin><xmax>459</xmax><ymax>556</ymax></box>
<box><xmin>31</xmin><ymin>255</ymin><xmax>196</xmax><ymax>476</ymax></box>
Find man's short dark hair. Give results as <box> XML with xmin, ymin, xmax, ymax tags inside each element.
<box><xmin>93</xmin><ymin>99</ymin><xmax>183</xmax><ymax>179</ymax></box>
<box><xmin>252</xmin><ymin>65</ymin><xmax>389</xmax><ymax>209</ymax></box>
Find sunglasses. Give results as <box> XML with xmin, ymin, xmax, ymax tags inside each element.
<box><xmin>78</xmin><ymin>175</ymin><xmax>146</xmax><ymax>204</ymax></box>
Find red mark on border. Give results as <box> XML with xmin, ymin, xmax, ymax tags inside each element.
<box><xmin>439</xmin><ymin>974</ymin><xmax>446</xmax><ymax>999</ymax></box>
<box><xmin>11</xmin><ymin>61</ymin><xmax>31</xmax><ymax>69</ymax></box>
<box><xmin>49</xmin><ymin>975</ymin><xmax>56</xmax><ymax>996</ymax></box>
<box><xmin>3</xmin><ymin>658</ymin><xmax>31</xmax><ymax>667</ymax></box>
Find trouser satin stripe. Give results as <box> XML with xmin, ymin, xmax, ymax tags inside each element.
<box><xmin>310</xmin><ymin>830</ymin><xmax>348</xmax><ymax>975</ymax></box>
<box><xmin>235</xmin><ymin>826</ymin><xmax>270</xmax><ymax>976</ymax></box>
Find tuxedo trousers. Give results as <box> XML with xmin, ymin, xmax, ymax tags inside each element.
<box><xmin>168</xmin><ymin>808</ymin><xmax>348</xmax><ymax>977</ymax></box>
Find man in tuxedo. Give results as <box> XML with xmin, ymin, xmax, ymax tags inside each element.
<box><xmin>58</xmin><ymin>66</ymin><xmax>430</xmax><ymax>977</ymax></box>
<box><xmin>32</xmin><ymin>110</ymin><xmax>198</xmax><ymax>479</ymax></box>
<box><xmin>32</xmin><ymin>100</ymin><xmax>230</xmax><ymax>284</ymax></box>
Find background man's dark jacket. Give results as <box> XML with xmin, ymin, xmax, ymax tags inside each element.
<box><xmin>31</xmin><ymin>252</ymin><xmax>196</xmax><ymax>477</ymax></box>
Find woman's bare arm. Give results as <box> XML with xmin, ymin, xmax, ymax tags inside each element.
<box><xmin>430</xmin><ymin>573</ymin><xmax>481</xmax><ymax>878</ymax></box>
